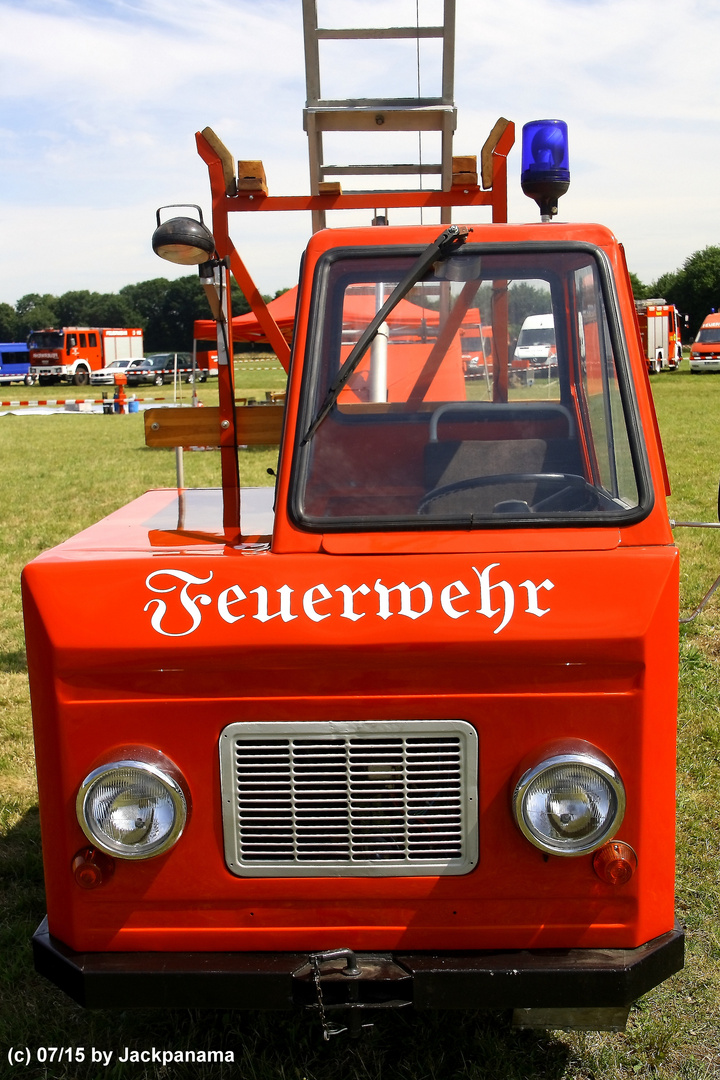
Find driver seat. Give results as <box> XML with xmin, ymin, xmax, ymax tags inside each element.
<box><xmin>422</xmin><ymin>438</ymin><xmax>548</xmax><ymax>515</ymax></box>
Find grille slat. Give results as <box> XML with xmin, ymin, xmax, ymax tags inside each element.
<box><xmin>221</xmin><ymin>720</ymin><xmax>478</xmax><ymax>877</ymax></box>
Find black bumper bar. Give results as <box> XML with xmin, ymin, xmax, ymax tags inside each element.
<box><xmin>32</xmin><ymin>917</ymin><xmax>684</xmax><ymax>1012</ymax></box>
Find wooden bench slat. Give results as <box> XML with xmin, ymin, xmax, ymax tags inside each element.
<box><xmin>144</xmin><ymin>404</ymin><xmax>284</xmax><ymax>448</ymax></box>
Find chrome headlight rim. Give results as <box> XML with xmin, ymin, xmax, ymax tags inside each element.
<box><xmin>76</xmin><ymin>758</ymin><xmax>188</xmax><ymax>860</ymax></box>
<box><xmin>513</xmin><ymin>747</ymin><xmax>626</xmax><ymax>857</ymax></box>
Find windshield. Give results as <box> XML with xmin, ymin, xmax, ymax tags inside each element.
<box><xmin>291</xmin><ymin>244</ymin><xmax>647</xmax><ymax>531</ymax></box>
<box><xmin>695</xmin><ymin>328</ymin><xmax>720</xmax><ymax>344</ymax></box>
<box><xmin>28</xmin><ymin>331</ymin><xmax>63</xmax><ymax>350</ymax></box>
<box><xmin>517</xmin><ymin>326</ymin><xmax>555</xmax><ymax>347</ymax></box>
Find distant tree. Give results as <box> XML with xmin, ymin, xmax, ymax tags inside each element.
<box><xmin>628</xmin><ymin>272</ymin><xmax>650</xmax><ymax>300</ymax></box>
<box><xmin>669</xmin><ymin>246</ymin><xmax>720</xmax><ymax>336</ymax></box>
<box><xmin>0</xmin><ymin>302</ymin><xmax>17</xmax><ymax>341</ymax></box>
<box><xmin>15</xmin><ymin>292</ymin><xmax>58</xmax><ymax>316</ymax></box>
<box><xmin>121</xmin><ymin>274</ymin><xmax>241</xmax><ymax>352</ymax></box>
<box><xmin>55</xmin><ymin>290</ymin><xmax>94</xmax><ymax>326</ymax></box>
<box><xmin>229</xmin><ymin>281</ymin><xmax>252</xmax><ymax>318</ymax></box>
<box><xmin>15</xmin><ymin>293</ymin><xmax>59</xmax><ymax>339</ymax></box>
<box><xmin>648</xmin><ymin>271</ymin><xmax>679</xmax><ymax>302</ymax></box>
<box><xmin>84</xmin><ymin>293</ymin><xmax>144</xmax><ymax>329</ymax></box>
<box><xmin>6</xmin><ymin>276</ymin><xmax>285</xmax><ymax>352</ymax></box>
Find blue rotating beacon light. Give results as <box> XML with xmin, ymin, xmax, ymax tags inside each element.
<box><xmin>521</xmin><ymin>119</ymin><xmax>570</xmax><ymax>221</ymax></box>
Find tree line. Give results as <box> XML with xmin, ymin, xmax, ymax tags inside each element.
<box><xmin>1</xmin><ymin>244</ymin><xmax>718</xmax><ymax>349</ymax></box>
<box><xmin>630</xmin><ymin>245</ymin><xmax>720</xmax><ymax>337</ymax></box>
<box><xmin>0</xmin><ymin>275</ymin><xmax>287</xmax><ymax>353</ymax></box>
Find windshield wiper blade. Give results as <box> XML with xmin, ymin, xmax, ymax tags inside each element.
<box><xmin>302</xmin><ymin>224</ymin><xmax>469</xmax><ymax>443</ymax></box>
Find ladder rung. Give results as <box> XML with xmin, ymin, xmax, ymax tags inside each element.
<box><xmin>320</xmin><ymin>164</ymin><xmax>443</xmax><ymax>176</ymax></box>
<box><xmin>305</xmin><ymin>106</ymin><xmax>456</xmax><ymax>134</ymax></box>
<box><xmin>306</xmin><ymin>98</ymin><xmax>453</xmax><ymax>111</ymax></box>
<box><xmin>316</xmin><ymin>26</ymin><xmax>445</xmax><ymax>40</ymax></box>
<box><xmin>338</xmin><ymin>187</ymin><xmax>443</xmax><ymax>197</ymax></box>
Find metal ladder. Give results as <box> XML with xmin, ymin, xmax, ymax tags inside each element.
<box><xmin>302</xmin><ymin>0</ymin><xmax>457</xmax><ymax>231</ymax></box>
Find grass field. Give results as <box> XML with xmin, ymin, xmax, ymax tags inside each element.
<box><xmin>1</xmin><ymin>362</ymin><xmax>719</xmax><ymax>1079</ymax></box>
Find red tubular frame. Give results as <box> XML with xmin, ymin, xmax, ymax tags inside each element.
<box><xmin>195</xmin><ymin>123</ymin><xmax>515</xmax><ymax>528</ymax></box>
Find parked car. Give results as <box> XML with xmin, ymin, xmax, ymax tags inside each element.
<box><xmin>125</xmin><ymin>353</ymin><xmax>204</xmax><ymax>387</ymax></box>
<box><xmin>89</xmin><ymin>358</ymin><xmax>136</xmax><ymax>386</ymax></box>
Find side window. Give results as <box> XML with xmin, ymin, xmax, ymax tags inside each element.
<box><xmin>88</xmin><ymin>333</ymin><xmax>97</xmax><ymax>348</ymax></box>
<box><xmin>79</xmin><ymin>333</ymin><xmax>87</xmax><ymax>348</ymax></box>
<box><xmin>66</xmin><ymin>334</ymin><xmax>77</xmax><ymax>352</ymax></box>
<box><xmin>574</xmin><ymin>266</ymin><xmax>638</xmax><ymax>506</ymax></box>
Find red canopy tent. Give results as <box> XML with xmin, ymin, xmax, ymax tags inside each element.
<box><xmin>193</xmin><ymin>287</ymin><xmax>299</xmax><ymax>345</ymax></box>
<box><xmin>192</xmin><ymin>286</ymin><xmax>455</xmax><ymax>350</ymax></box>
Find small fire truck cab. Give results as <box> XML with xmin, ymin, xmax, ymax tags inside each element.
<box><xmin>23</xmin><ymin>120</ymin><xmax>683</xmax><ymax>1036</ymax></box>
<box><xmin>690</xmin><ymin>313</ymin><xmax>720</xmax><ymax>373</ymax></box>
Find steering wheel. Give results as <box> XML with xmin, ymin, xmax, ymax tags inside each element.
<box><xmin>418</xmin><ymin>472</ymin><xmax>599</xmax><ymax>515</ymax></box>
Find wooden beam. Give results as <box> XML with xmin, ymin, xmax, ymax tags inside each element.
<box><xmin>481</xmin><ymin>117</ymin><xmax>511</xmax><ymax>189</ymax></box>
<box><xmin>200</xmin><ymin>127</ymin><xmax>237</xmax><ymax>196</ymax></box>
<box><xmin>237</xmin><ymin>160</ymin><xmax>268</xmax><ymax>194</ymax></box>
<box><xmin>144</xmin><ymin>405</ymin><xmax>284</xmax><ymax>449</ymax></box>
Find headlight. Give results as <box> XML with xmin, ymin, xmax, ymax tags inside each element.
<box><xmin>513</xmin><ymin>746</ymin><xmax>625</xmax><ymax>856</ymax></box>
<box><xmin>77</xmin><ymin>758</ymin><xmax>188</xmax><ymax>859</ymax></box>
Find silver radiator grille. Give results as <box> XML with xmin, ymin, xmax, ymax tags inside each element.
<box><xmin>220</xmin><ymin>720</ymin><xmax>477</xmax><ymax>877</ymax></box>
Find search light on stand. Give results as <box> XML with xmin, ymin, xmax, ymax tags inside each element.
<box><xmin>152</xmin><ymin>204</ymin><xmax>216</xmax><ymax>264</ymax></box>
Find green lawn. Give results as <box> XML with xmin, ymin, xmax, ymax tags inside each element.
<box><xmin>0</xmin><ymin>365</ymin><xmax>718</xmax><ymax>1079</ymax></box>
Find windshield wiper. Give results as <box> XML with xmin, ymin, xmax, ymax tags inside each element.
<box><xmin>302</xmin><ymin>224</ymin><xmax>469</xmax><ymax>443</ymax></box>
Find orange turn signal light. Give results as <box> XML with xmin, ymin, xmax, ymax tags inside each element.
<box><xmin>72</xmin><ymin>846</ymin><xmax>115</xmax><ymax>890</ymax></box>
<box><xmin>592</xmin><ymin>841</ymin><xmax>637</xmax><ymax>885</ymax></box>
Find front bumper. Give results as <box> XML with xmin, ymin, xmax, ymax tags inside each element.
<box><xmin>33</xmin><ymin>917</ymin><xmax>684</xmax><ymax>1013</ymax></box>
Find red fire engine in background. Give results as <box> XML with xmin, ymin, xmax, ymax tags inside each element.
<box><xmin>634</xmin><ymin>299</ymin><xmax>684</xmax><ymax>374</ymax></box>
<box><xmin>28</xmin><ymin>326</ymin><xmax>143</xmax><ymax>386</ymax></box>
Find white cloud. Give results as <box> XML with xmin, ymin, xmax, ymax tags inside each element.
<box><xmin>0</xmin><ymin>0</ymin><xmax>719</xmax><ymax>304</ymax></box>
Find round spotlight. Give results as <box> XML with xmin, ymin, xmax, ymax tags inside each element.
<box><xmin>513</xmin><ymin>744</ymin><xmax>625</xmax><ymax>856</ymax></box>
<box><xmin>77</xmin><ymin>758</ymin><xmax>188</xmax><ymax>860</ymax></box>
<box><xmin>152</xmin><ymin>205</ymin><xmax>215</xmax><ymax>265</ymax></box>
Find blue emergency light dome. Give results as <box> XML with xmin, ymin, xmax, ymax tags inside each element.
<box><xmin>521</xmin><ymin>119</ymin><xmax>570</xmax><ymax>220</ymax></box>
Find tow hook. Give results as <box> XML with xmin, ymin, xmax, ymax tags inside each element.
<box><xmin>308</xmin><ymin>948</ymin><xmax>368</xmax><ymax>1039</ymax></box>
<box><xmin>303</xmin><ymin>948</ymin><xmax>413</xmax><ymax>1040</ymax></box>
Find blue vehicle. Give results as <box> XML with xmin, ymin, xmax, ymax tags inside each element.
<box><xmin>0</xmin><ymin>343</ymin><xmax>34</xmax><ymax>386</ymax></box>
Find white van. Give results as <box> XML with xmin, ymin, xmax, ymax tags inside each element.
<box><xmin>514</xmin><ymin>313</ymin><xmax>556</xmax><ymax>371</ymax></box>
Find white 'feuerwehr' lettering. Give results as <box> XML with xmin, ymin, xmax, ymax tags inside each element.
<box><xmin>440</xmin><ymin>579</ymin><xmax>471</xmax><ymax>619</ymax></box>
<box><xmin>250</xmin><ymin>584</ymin><xmax>297</xmax><ymax>623</ymax></box>
<box><xmin>303</xmin><ymin>583</ymin><xmax>332</xmax><ymax>622</ymax></box>
<box><xmin>218</xmin><ymin>584</ymin><xmax>246</xmax><ymax>623</ymax></box>
<box><xmin>520</xmin><ymin>578</ymin><xmax>554</xmax><ymax>616</ymax></box>
<box><xmin>144</xmin><ymin>570</ymin><xmax>213</xmax><ymax>637</ymax></box>
<box><xmin>472</xmin><ymin>563</ymin><xmax>514</xmax><ymax>635</ymax></box>
<box><xmin>374</xmin><ymin>579</ymin><xmax>433</xmax><ymax>621</ymax></box>
<box><xmin>336</xmin><ymin>582</ymin><xmax>370</xmax><ymax>621</ymax></box>
<box><xmin>144</xmin><ymin>565</ymin><xmax>554</xmax><ymax>637</ymax></box>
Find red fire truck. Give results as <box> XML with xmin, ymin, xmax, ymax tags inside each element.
<box><xmin>634</xmin><ymin>299</ymin><xmax>684</xmax><ymax>374</ymax></box>
<box><xmin>28</xmin><ymin>326</ymin><xmax>144</xmax><ymax>386</ymax></box>
<box><xmin>23</xmin><ymin>117</ymin><xmax>684</xmax><ymax>1037</ymax></box>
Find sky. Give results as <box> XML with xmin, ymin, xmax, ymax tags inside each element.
<box><xmin>1</xmin><ymin>0</ymin><xmax>719</xmax><ymax>307</ymax></box>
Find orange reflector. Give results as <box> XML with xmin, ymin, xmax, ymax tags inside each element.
<box><xmin>592</xmin><ymin>841</ymin><xmax>637</xmax><ymax>885</ymax></box>
<box><xmin>72</xmin><ymin>846</ymin><xmax>115</xmax><ymax>890</ymax></box>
